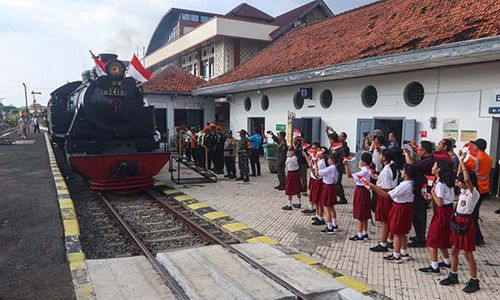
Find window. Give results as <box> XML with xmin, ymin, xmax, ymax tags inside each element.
<box><xmin>244</xmin><ymin>97</ymin><xmax>251</xmax><ymax>111</ymax></box>
<box><xmin>201</xmin><ymin>58</ymin><xmax>214</xmax><ymax>79</ymax></box>
<box><xmin>190</xmin><ymin>14</ymin><xmax>199</xmax><ymax>22</ymax></box>
<box><xmin>200</xmin><ymin>16</ymin><xmax>209</xmax><ymax>22</ymax></box>
<box><xmin>293</xmin><ymin>92</ymin><xmax>304</xmax><ymax>109</ymax></box>
<box><xmin>361</xmin><ymin>85</ymin><xmax>378</xmax><ymax>108</ymax></box>
<box><xmin>192</xmin><ymin>63</ymin><xmax>198</xmax><ymax>76</ymax></box>
<box><xmin>320</xmin><ymin>89</ymin><xmax>333</xmax><ymax>108</ymax></box>
<box><xmin>261</xmin><ymin>95</ymin><xmax>269</xmax><ymax>111</ymax></box>
<box><xmin>404</xmin><ymin>82</ymin><xmax>425</xmax><ymax>107</ymax></box>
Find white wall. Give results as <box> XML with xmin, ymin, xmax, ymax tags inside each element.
<box><xmin>144</xmin><ymin>94</ymin><xmax>215</xmax><ymax>138</ymax></box>
<box><xmin>229</xmin><ymin>61</ymin><xmax>500</xmax><ymax>158</ymax></box>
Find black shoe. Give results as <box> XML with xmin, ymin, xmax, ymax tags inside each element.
<box><xmin>387</xmin><ymin>242</ymin><xmax>394</xmax><ymax>249</ymax></box>
<box><xmin>408</xmin><ymin>241</ymin><xmax>426</xmax><ymax>248</ymax></box>
<box><xmin>243</xmin><ymin>177</ymin><xmax>249</xmax><ymax>182</ymax></box>
<box><xmin>463</xmin><ymin>279</ymin><xmax>480</xmax><ymax>293</ymax></box>
<box><xmin>363</xmin><ymin>233</ymin><xmax>369</xmax><ymax>239</ymax></box>
<box><xmin>312</xmin><ymin>219</ymin><xmax>326</xmax><ymax>226</ymax></box>
<box><xmin>332</xmin><ymin>225</ymin><xmax>339</xmax><ymax>232</ymax></box>
<box><xmin>321</xmin><ymin>227</ymin><xmax>335</xmax><ymax>235</ymax></box>
<box><xmin>277</xmin><ymin>187</ymin><xmax>285</xmax><ymax>191</ymax></box>
<box><xmin>301</xmin><ymin>208</ymin><xmax>315</xmax><ymax>214</ymax></box>
<box><xmin>282</xmin><ymin>205</ymin><xmax>292</xmax><ymax>211</ymax></box>
<box><xmin>439</xmin><ymin>273</ymin><xmax>459</xmax><ymax>286</ymax></box>
<box><xmin>337</xmin><ymin>199</ymin><xmax>348</xmax><ymax>205</ymax></box>
<box><xmin>349</xmin><ymin>235</ymin><xmax>364</xmax><ymax>241</ymax></box>
<box><xmin>292</xmin><ymin>203</ymin><xmax>301</xmax><ymax>209</ymax></box>
<box><xmin>224</xmin><ymin>174</ymin><xmax>230</xmax><ymax>178</ymax></box>
<box><xmin>228</xmin><ymin>175</ymin><xmax>236</xmax><ymax>179</ymax></box>
<box><xmin>302</xmin><ymin>192</ymin><xmax>308</xmax><ymax>197</ymax></box>
<box><xmin>250</xmin><ymin>174</ymin><xmax>257</xmax><ymax>177</ymax></box>
<box><xmin>476</xmin><ymin>239</ymin><xmax>485</xmax><ymax>246</ymax></box>
<box><xmin>418</xmin><ymin>266</ymin><xmax>440</xmax><ymax>274</ymax></box>
<box><xmin>409</xmin><ymin>236</ymin><xmax>417</xmax><ymax>242</ymax></box>
<box><xmin>370</xmin><ymin>244</ymin><xmax>388</xmax><ymax>252</ymax></box>
<box><xmin>236</xmin><ymin>177</ymin><xmax>244</xmax><ymax>181</ymax></box>
<box><xmin>401</xmin><ymin>253</ymin><xmax>411</xmax><ymax>261</ymax></box>
<box><xmin>438</xmin><ymin>261</ymin><xmax>451</xmax><ymax>268</ymax></box>
<box><xmin>257</xmin><ymin>173</ymin><xmax>261</xmax><ymax>176</ymax></box>
<box><xmin>383</xmin><ymin>254</ymin><xmax>402</xmax><ymax>263</ymax></box>
<box><xmin>311</xmin><ymin>216</ymin><xmax>319</xmax><ymax>221</ymax></box>
<box><xmin>495</xmin><ymin>208</ymin><xmax>500</xmax><ymax>214</ymax></box>
<box><xmin>274</xmin><ymin>186</ymin><xmax>285</xmax><ymax>190</ymax></box>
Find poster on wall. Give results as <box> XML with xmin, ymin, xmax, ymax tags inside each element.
<box><xmin>442</xmin><ymin>118</ymin><xmax>459</xmax><ymax>140</ymax></box>
<box><xmin>460</xmin><ymin>130</ymin><xmax>478</xmax><ymax>142</ymax></box>
<box><xmin>287</xmin><ymin>111</ymin><xmax>296</xmax><ymax>145</ymax></box>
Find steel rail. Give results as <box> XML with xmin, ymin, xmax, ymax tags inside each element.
<box><xmin>97</xmin><ymin>192</ymin><xmax>190</xmax><ymax>300</ymax></box>
<box><xmin>147</xmin><ymin>190</ymin><xmax>312</xmax><ymax>300</ymax></box>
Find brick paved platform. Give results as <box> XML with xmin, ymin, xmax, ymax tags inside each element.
<box><xmin>156</xmin><ymin>158</ymin><xmax>500</xmax><ymax>300</ymax></box>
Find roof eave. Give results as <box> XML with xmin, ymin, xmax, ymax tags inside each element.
<box><xmin>193</xmin><ymin>35</ymin><xmax>500</xmax><ymax>96</ymax></box>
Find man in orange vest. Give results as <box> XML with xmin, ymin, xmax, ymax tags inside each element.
<box><xmin>464</xmin><ymin>138</ymin><xmax>492</xmax><ymax>245</ymax></box>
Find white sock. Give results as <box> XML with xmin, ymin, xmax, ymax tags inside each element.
<box><xmin>362</xmin><ymin>231</ymin><xmax>368</xmax><ymax>236</ymax></box>
<box><xmin>327</xmin><ymin>222</ymin><xmax>333</xmax><ymax>230</ymax></box>
<box><xmin>288</xmin><ymin>200</ymin><xmax>292</xmax><ymax>207</ymax></box>
<box><xmin>298</xmin><ymin>198</ymin><xmax>301</xmax><ymax>203</ymax></box>
<box><xmin>393</xmin><ymin>252</ymin><xmax>401</xmax><ymax>259</ymax></box>
<box><xmin>357</xmin><ymin>232</ymin><xmax>363</xmax><ymax>238</ymax></box>
<box><xmin>387</xmin><ymin>239</ymin><xmax>393</xmax><ymax>243</ymax></box>
<box><xmin>401</xmin><ymin>249</ymin><xmax>408</xmax><ymax>255</ymax></box>
<box><xmin>309</xmin><ymin>204</ymin><xmax>314</xmax><ymax>210</ymax></box>
<box><xmin>319</xmin><ymin>217</ymin><xmax>324</xmax><ymax>221</ymax></box>
<box><xmin>443</xmin><ymin>258</ymin><xmax>451</xmax><ymax>265</ymax></box>
<box><xmin>332</xmin><ymin>219</ymin><xmax>338</xmax><ymax>226</ymax></box>
<box><xmin>380</xmin><ymin>242</ymin><xmax>387</xmax><ymax>247</ymax></box>
<box><xmin>431</xmin><ymin>261</ymin><xmax>439</xmax><ymax>270</ymax></box>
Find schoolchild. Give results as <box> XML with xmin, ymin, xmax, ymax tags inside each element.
<box><xmin>309</xmin><ymin>147</ymin><xmax>328</xmax><ymax>225</ymax></box>
<box><xmin>302</xmin><ymin>143</ymin><xmax>320</xmax><ymax>214</ymax></box>
<box><xmin>419</xmin><ymin>160</ymin><xmax>455</xmax><ymax>273</ymax></box>
<box><xmin>369</xmin><ymin>149</ymin><xmax>398</xmax><ymax>252</ymax></box>
<box><xmin>344</xmin><ymin>152</ymin><xmax>373</xmax><ymax>241</ymax></box>
<box><xmin>369</xmin><ymin>164</ymin><xmax>417</xmax><ymax>263</ymax></box>
<box><xmin>282</xmin><ymin>146</ymin><xmax>302</xmax><ymax>210</ymax></box>
<box><xmin>439</xmin><ymin>155</ymin><xmax>481</xmax><ymax>293</ymax></box>
<box><xmin>313</xmin><ymin>153</ymin><xmax>340</xmax><ymax>235</ymax></box>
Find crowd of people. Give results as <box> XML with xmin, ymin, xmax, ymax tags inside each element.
<box><xmin>17</xmin><ymin>115</ymin><xmax>41</xmax><ymax>139</ymax></box>
<box><xmin>280</xmin><ymin>128</ymin><xmax>494</xmax><ymax>294</ymax></box>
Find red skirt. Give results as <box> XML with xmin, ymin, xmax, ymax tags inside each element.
<box><xmin>389</xmin><ymin>203</ymin><xmax>414</xmax><ymax>235</ymax></box>
<box><xmin>450</xmin><ymin>216</ymin><xmax>476</xmax><ymax>252</ymax></box>
<box><xmin>353</xmin><ymin>186</ymin><xmax>371</xmax><ymax>221</ymax></box>
<box><xmin>285</xmin><ymin>170</ymin><xmax>302</xmax><ymax>196</ymax></box>
<box><xmin>426</xmin><ymin>205</ymin><xmax>453</xmax><ymax>249</ymax></box>
<box><xmin>309</xmin><ymin>178</ymin><xmax>322</xmax><ymax>205</ymax></box>
<box><xmin>375</xmin><ymin>194</ymin><xmax>392</xmax><ymax>222</ymax></box>
<box><xmin>320</xmin><ymin>182</ymin><xmax>337</xmax><ymax>207</ymax></box>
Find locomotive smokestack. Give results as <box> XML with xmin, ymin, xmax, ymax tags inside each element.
<box><xmin>98</xmin><ymin>53</ymin><xmax>118</xmax><ymax>63</ymax></box>
<box><xmin>81</xmin><ymin>70</ymin><xmax>91</xmax><ymax>82</ymax></box>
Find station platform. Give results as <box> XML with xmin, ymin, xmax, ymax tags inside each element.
<box><xmin>0</xmin><ymin>131</ymin><xmax>75</xmax><ymax>299</ymax></box>
<box><xmin>156</xmin><ymin>159</ymin><xmax>500</xmax><ymax>300</ymax></box>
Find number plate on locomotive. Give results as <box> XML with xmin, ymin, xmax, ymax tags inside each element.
<box><xmin>101</xmin><ymin>87</ymin><xmax>127</xmax><ymax>96</ymax></box>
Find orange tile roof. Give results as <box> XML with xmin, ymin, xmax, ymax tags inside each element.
<box><xmin>142</xmin><ymin>65</ymin><xmax>205</xmax><ymax>94</ymax></box>
<box><xmin>203</xmin><ymin>0</ymin><xmax>500</xmax><ymax>88</ymax></box>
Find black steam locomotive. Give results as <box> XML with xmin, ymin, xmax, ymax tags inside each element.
<box><xmin>48</xmin><ymin>53</ymin><xmax>169</xmax><ymax>192</ymax></box>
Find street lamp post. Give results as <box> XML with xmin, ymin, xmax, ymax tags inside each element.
<box><xmin>22</xmin><ymin>83</ymin><xmax>28</xmax><ymax>118</ymax></box>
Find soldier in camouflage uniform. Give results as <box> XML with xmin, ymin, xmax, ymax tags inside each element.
<box><xmin>236</xmin><ymin>129</ymin><xmax>250</xmax><ymax>182</ymax></box>
<box><xmin>271</xmin><ymin>131</ymin><xmax>288</xmax><ymax>190</ymax></box>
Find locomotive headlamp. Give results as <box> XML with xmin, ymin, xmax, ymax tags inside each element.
<box><xmin>106</xmin><ymin>60</ymin><xmax>126</xmax><ymax>78</ymax></box>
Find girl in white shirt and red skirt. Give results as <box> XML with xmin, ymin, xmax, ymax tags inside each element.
<box><xmin>440</xmin><ymin>155</ymin><xmax>480</xmax><ymax>293</ymax></box>
<box><xmin>419</xmin><ymin>160</ymin><xmax>455</xmax><ymax>274</ymax></box>
<box><xmin>344</xmin><ymin>152</ymin><xmax>373</xmax><ymax>241</ymax></box>
<box><xmin>369</xmin><ymin>164</ymin><xmax>417</xmax><ymax>263</ymax></box>
<box><xmin>282</xmin><ymin>146</ymin><xmax>302</xmax><ymax>210</ymax></box>
<box><xmin>305</xmin><ymin>146</ymin><xmax>327</xmax><ymax>225</ymax></box>
<box><xmin>313</xmin><ymin>152</ymin><xmax>339</xmax><ymax>235</ymax></box>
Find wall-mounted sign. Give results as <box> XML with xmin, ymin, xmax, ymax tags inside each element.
<box><xmin>460</xmin><ymin>130</ymin><xmax>477</xmax><ymax>142</ymax></box>
<box><xmin>496</xmin><ymin>94</ymin><xmax>500</xmax><ymax>102</ymax></box>
<box><xmin>276</xmin><ymin>124</ymin><xmax>286</xmax><ymax>131</ymax></box>
<box><xmin>420</xmin><ymin>131</ymin><xmax>428</xmax><ymax>138</ymax></box>
<box><xmin>489</xmin><ymin>107</ymin><xmax>500</xmax><ymax>114</ymax></box>
<box><xmin>300</xmin><ymin>88</ymin><xmax>313</xmax><ymax>100</ymax></box>
<box><xmin>443</xmin><ymin>118</ymin><xmax>459</xmax><ymax>140</ymax></box>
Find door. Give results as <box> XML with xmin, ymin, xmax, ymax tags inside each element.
<box><xmin>248</xmin><ymin>117</ymin><xmax>265</xmax><ymax>134</ymax></box>
<box><xmin>356</xmin><ymin>118</ymin><xmax>375</xmax><ymax>153</ymax></box>
<box><xmin>291</xmin><ymin>117</ymin><xmax>321</xmax><ymax>144</ymax></box>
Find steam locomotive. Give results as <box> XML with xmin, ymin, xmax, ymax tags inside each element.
<box><xmin>48</xmin><ymin>53</ymin><xmax>169</xmax><ymax>192</ymax></box>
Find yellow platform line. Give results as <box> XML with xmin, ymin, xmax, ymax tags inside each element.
<box><xmin>336</xmin><ymin>275</ymin><xmax>372</xmax><ymax>293</ymax></box>
<box><xmin>292</xmin><ymin>253</ymin><xmax>318</xmax><ymax>265</ymax></box>
<box><xmin>203</xmin><ymin>211</ymin><xmax>226</xmax><ymax>220</ymax></box>
<box><xmin>163</xmin><ymin>189</ymin><xmax>180</xmax><ymax>195</ymax></box>
<box><xmin>188</xmin><ymin>202</ymin><xmax>209</xmax><ymax>210</ymax></box>
<box><xmin>222</xmin><ymin>222</ymin><xmax>249</xmax><ymax>233</ymax></box>
<box><xmin>246</xmin><ymin>235</ymin><xmax>278</xmax><ymax>245</ymax></box>
<box><xmin>175</xmin><ymin>195</ymin><xmax>194</xmax><ymax>202</ymax></box>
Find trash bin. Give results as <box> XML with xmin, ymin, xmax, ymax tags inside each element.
<box><xmin>262</xmin><ymin>143</ymin><xmax>277</xmax><ymax>160</ymax></box>
<box><xmin>267</xmin><ymin>156</ymin><xmax>278</xmax><ymax>173</ymax></box>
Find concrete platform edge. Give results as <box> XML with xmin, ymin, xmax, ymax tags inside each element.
<box><xmin>155</xmin><ymin>180</ymin><xmax>389</xmax><ymax>300</ymax></box>
<box><xmin>44</xmin><ymin>133</ymin><xmax>96</xmax><ymax>300</ymax></box>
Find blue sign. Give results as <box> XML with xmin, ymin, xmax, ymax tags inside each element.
<box><xmin>489</xmin><ymin>107</ymin><xmax>500</xmax><ymax>114</ymax></box>
<box><xmin>496</xmin><ymin>94</ymin><xmax>500</xmax><ymax>102</ymax></box>
<box><xmin>300</xmin><ymin>88</ymin><xmax>313</xmax><ymax>100</ymax></box>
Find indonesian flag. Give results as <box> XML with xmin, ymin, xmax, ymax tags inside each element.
<box><xmin>90</xmin><ymin>50</ymin><xmax>106</xmax><ymax>76</ymax></box>
<box><xmin>127</xmin><ymin>54</ymin><xmax>151</xmax><ymax>83</ymax></box>
<box><xmin>293</xmin><ymin>128</ymin><xmax>302</xmax><ymax>138</ymax></box>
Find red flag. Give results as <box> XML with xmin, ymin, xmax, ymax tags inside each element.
<box><xmin>127</xmin><ymin>54</ymin><xmax>151</xmax><ymax>83</ymax></box>
<box><xmin>89</xmin><ymin>50</ymin><xmax>106</xmax><ymax>76</ymax></box>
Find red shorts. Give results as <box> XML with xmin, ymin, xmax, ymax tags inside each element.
<box><xmin>353</xmin><ymin>186</ymin><xmax>371</xmax><ymax>221</ymax></box>
<box><xmin>375</xmin><ymin>194</ymin><xmax>392</xmax><ymax>222</ymax></box>
<box><xmin>450</xmin><ymin>216</ymin><xmax>476</xmax><ymax>252</ymax></box>
<box><xmin>389</xmin><ymin>202</ymin><xmax>414</xmax><ymax>235</ymax></box>
<box><xmin>309</xmin><ymin>177</ymin><xmax>322</xmax><ymax>205</ymax></box>
<box><xmin>426</xmin><ymin>205</ymin><xmax>453</xmax><ymax>249</ymax></box>
<box><xmin>285</xmin><ymin>170</ymin><xmax>302</xmax><ymax>196</ymax></box>
<box><xmin>321</xmin><ymin>182</ymin><xmax>337</xmax><ymax>207</ymax></box>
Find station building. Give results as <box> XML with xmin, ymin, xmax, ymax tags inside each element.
<box><xmin>192</xmin><ymin>0</ymin><xmax>500</xmax><ymax>173</ymax></box>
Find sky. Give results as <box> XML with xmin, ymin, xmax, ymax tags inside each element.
<box><xmin>0</xmin><ymin>0</ymin><xmax>377</xmax><ymax>107</ymax></box>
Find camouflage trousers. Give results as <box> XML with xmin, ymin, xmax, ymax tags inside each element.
<box><xmin>238</xmin><ymin>151</ymin><xmax>249</xmax><ymax>177</ymax></box>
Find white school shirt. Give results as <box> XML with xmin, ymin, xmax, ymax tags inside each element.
<box><xmin>388</xmin><ymin>180</ymin><xmax>414</xmax><ymax>203</ymax></box>
<box><xmin>311</xmin><ymin>158</ymin><xmax>326</xmax><ymax>180</ymax></box>
<box><xmin>286</xmin><ymin>156</ymin><xmax>299</xmax><ymax>171</ymax></box>
<box><xmin>434</xmin><ymin>181</ymin><xmax>454</xmax><ymax>205</ymax></box>
<box><xmin>353</xmin><ymin>166</ymin><xmax>371</xmax><ymax>186</ymax></box>
<box><xmin>456</xmin><ymin>187</ymin><xmax>480</xmax><ymax>215</ymax></box>
<box><xmin>376</xmin><ymin>162</ymin><xmax>398</xmax><ymax>189</ymax></box>
<box><xmin>371</xmin><ymin>147</ymin><xmax>385</xmax><ymax>172</ymax></box>
<box><xmin>319</xmin><ymin>164</ymin><xmax>338</xmax><ymax>185</ymax></box>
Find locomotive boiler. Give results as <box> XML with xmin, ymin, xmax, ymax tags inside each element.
<box><xmin>48</xmin><ymin>53</ymin><xmax>169</xmax><ymax>192</ymax></box>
